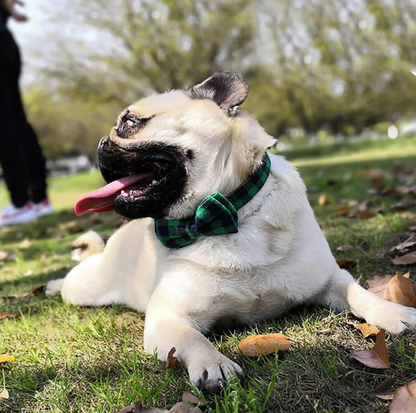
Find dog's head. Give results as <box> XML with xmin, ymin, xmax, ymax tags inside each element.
<box><xmin>75</xmin><ymin>72</ymin><xmax>276</xmax><ymax>220</ymax></box>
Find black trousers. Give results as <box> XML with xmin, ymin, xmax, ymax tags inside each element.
<box><xmin>0</xmin><ymin>30</ymin><xmax>47</xmax><ymax>207</ymax></box>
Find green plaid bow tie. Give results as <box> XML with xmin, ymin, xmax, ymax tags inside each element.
<box><xmin>154</xmin><ymin>153</ymin><xmax>271</xmax><ymax>249</ymax></box>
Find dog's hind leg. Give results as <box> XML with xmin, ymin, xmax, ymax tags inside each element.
<box><xmin>317</xmin><ymin>268</ymin><xmax>416</xmax><ymax>333</ymax></box>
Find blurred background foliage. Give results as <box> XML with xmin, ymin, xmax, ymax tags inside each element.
<box><xmin>18</xmin><ymin>0</ymin><xmax>416</xmax><ymax>159</ymax></box>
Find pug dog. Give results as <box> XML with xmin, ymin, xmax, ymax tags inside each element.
<box><xmin>46</xmin><ymin>72</ymin><xmax>416</xmax><ymax>392</ymax></box>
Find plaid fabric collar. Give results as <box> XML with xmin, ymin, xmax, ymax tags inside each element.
<box><xmin>154</xmin><ymin>153</ymin><xmax>271</xmax><ymax>249</ymax></box>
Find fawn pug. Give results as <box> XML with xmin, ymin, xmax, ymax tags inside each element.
<box><xmin>46</xmin><ymin>72</ymin><xmax>416</xmax><ymax>392</ymax></box>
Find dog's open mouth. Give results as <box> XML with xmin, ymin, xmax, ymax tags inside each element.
<box><xmin>75</xmin><ymin>159</ymin><xmax>172</xmax><ymax>215</ymax></box>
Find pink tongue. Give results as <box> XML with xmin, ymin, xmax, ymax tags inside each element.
<box><xmin>75</xmin><ymin>173</ymin><xmax>153</xmax><ymax>215</ymax></box>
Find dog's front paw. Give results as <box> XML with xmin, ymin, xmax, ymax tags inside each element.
<box><xmin>45</xmin><ymin>278</ymin><xmax>65</xmax><ymax>297</ymax></box>
<box><xmin>188</xmin><ymin>351</ymin><xmax>244</xmax><ymax>393</ymax></box>
<box><xmin>367</xmin><ymin>301</ymin><xmax>416</xmax><ymax>334</ymax></box>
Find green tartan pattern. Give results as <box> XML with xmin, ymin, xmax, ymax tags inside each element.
<box><xmin>154</xmin><ymin>153</ymin><xmax>271</xmax><ymax>249</ymax></box>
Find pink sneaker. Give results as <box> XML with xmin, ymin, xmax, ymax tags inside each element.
<box><xmin>33</xmin><ymin>199</ymin><xmax>54</xmax><ymax>217</ymax></box>
<box><xmin>0</xmin><ymin>203</ymin><xmax>37</xmax><ymax>227</ymax></box>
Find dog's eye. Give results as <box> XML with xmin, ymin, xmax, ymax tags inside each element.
<box><xmin>118</xmin><ymin>115</ymin><xmax>150</xmax><ymax>137</ymax></box>
<box><xmin>124</xmin><ymin>119</ymin><xmax>135</xmax><ymax>128</ymax></box>
<box><xmin>119</xmin><ymin>117</ymin><xmax>137</xmax><ymax>134</ymax></box>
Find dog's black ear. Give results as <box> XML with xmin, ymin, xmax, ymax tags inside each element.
<box><xmin>187</xmin><ymin>71</ymin><xmax>249</xmax><ymax>114</ymax></box>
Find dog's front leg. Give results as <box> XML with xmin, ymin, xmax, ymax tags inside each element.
<box><xmin>144</xmin><ymin>296</ymin><xmax>244</xmax><ymax>392</ymax></box>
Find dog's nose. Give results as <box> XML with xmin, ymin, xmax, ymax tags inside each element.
<box><xmin>99</xmin><ymin>136</ymin><xmax>109</xmax><ymax>148</ymax></box>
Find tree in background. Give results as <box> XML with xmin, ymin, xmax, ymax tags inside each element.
<box><xmin>22</xmin><ymin>0</ymin><xmax>416</xmax><ymax>158</ymax></box>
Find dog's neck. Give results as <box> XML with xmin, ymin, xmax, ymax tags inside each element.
<box><xmin>153</xmin><ymin>153</ymin><xmax>271</xmax><ymax>249</ymax></box>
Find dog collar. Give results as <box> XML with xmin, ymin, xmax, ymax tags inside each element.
<box><xmin>154</xmin><ymin>153</ymin><xmax>271</xmax><ymax>249</ymax></box>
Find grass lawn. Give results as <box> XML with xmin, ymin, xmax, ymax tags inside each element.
<box><xmin>1</xmin><ymin>136</ymin><xmax>416</xmax><ymax>413</ymax></box>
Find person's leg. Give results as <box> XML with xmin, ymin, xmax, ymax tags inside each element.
<box><xmin>0</xmin><ymin>32</ymin><xmax>30</xmax><ymax>207</ymax></box>
<box><xmin>7</xmin><ymin>36</ymin><xmax>48</xmax><ymax>204</ymax></box>
<box><xmin>13</xmin><ymin>91</ymin><xmax>48</xmax><ymax>204</ymax></box>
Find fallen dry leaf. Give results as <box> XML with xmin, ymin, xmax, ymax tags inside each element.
<box><xmin>182</xmin><ymin>392</ymin><xmax>202</xmax><ymax>405</ymax></box>
<box><xmin>0</xmin><ymin>312</ymin><xmax>19</xmax><ymax>320</ymax></box>
<box><xmin>238</xmin><ymin>333</ymin><xmax>291</xmax><ymax>357</ymax></box>
<box><xmin>369</xmin><ymin>168</ymin><xmax>385</xmax><ymax>187</ymax></box>
<box><xmin>357</xmin><ymin>209</ymin><xmax>378</xmax><ymax>220</ymax></box>
<box><xmin>384</xmin><ymin>273</ymin><xmax>416</xmax><ymax>308</ymax></box>
<box><xmin>91</xmin><ymin>214</ymin><xmax>104</xmax><ymax>224</ymax></box>
<box><xmin>337</xmin><ymin>259</ymin><xmax>357</xmax><ymax>270</ymax></box>
<box><xmin>356</xmin><ymin>323</ymin><xmax>380</xmax><ymax>338</ymax></box>
<box><xmin>167</xmin><ymin>347</ymin><xmax>179</xmax><ymax>369</ymax></box>
<box><xmin>170</xmin><ymin>402</ymin><xmax>202</xmax><ymax>413</ymax></box>
<box><xmin>18</xmin><ymin>239</ymin><xmax>31</xmax><ymax>249</ymax></box>
<box><xmin>318</xmin><ymin>194</ymin><xmax>331</xmax><ymax>206</ymax></box>
<box><xmin>371</xmin><ymin>377</ymin><xmax>397</xmax><ymax>400</ymax></box>
<box><xmin>393</xmin><ymin>200</ymin><xmax>415</xmax><ymax>212</ymax></box>
<box><xmin>389</xmin><ymin>235</ymin><xmax>416</xmax><ymax>256</ymax></box>
<box><xmin>59</xmin><ymin>221</ymin><xmax>83</xmax><ymax>234</ymax></box>
<box><xmin>0</xmin><ymin>354</ymin><xmax>15</xmax><ymax>363</ymax></box>
<box><xmin>381</xmin><ymin>187</ymin><xmax>402</xmax><ymax>198</ymax></box>
<box><xmin>350</xmin><ymin>330</ymin><xmax>390</xmax><ymax>369</ymax></box>
<box><xmin>115</xmin><ymin>397</ymin><xmax>202</xmax><ymax>413</ymax></box>
<box><xmin>389</xmin><ymin>380</ymin><xmax>416</xmax><ymax>413</ymax></box>
<box><xmin>23</xmin><ymin>270</ymin><xmax>34</xmax><ymax>277</ymax></box>
<box><xmin>364</xmin><ymin>275</ymin><xmax>395</xmax><ymax>298</ymax></box>
<box><xmin>0</xmin><ymin>251</ymin><xmax>8</xmax><ymax>262</ymax></box>
<box><xmin>333</xmin><ymin>207</ymin><xmax>351</xmax><ymax>217</ymax></box>
<box><xmin>392</xmin><ymin>252</ymin><xmax>416</xmax><ymax>265</ymax></box>
<box><xmin>336</xmin><ymin>245</ymin><xmax>354</xmax><ymax>253</ymax></box>
<box><xmin>408</xmin><ymin>225</ymin><xmax>416</xmax><ymax>233</ymax></box>
<box><xmin>0</xmin><ymin>389</ymin><xmax>9</xmax><ymax>402</ymax></box>
<box><xmin>2</xmin><ymin>285</ymin><xmax>45</xmax><ymax>299</ymax></box>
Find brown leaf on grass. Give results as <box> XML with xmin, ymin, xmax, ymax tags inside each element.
<box><xmin>2</xmin><ymin>285</ymin><xmax>45</xmax><ymax>299</ymax></box>
<box><xmin>337</xmin><ymin>245</ymin><xmax>354</xmax><ymax>253</ymax></box>
<box><xmin>182</xmin><ymin>392</ymin><xmax>202</xmax><ymax>406</ymax></box>
<box><xmin>167</xmin><ymin>347</ymin><xmax>179</xmax><ymax>369</ymax></box>
<box><xmin>238</xmin><ymin>333</ymin><xmax>291</xmax><ymax>357</ymax></box>
<box><xmin>393</xmin><ymin>200</ymin><xmax>415</xmax><ymax>212</ymax></box>
<box><xmin>0</xmin><ymin>312</ymin><xmax>19</xmax><ymax>320</ymax></box>
<box><xmin>337</xmin><ymin>259</ymin><xmax>357</xmax><ymax>270</ymax></box>
<box><xmin>332</xmin><ymin>207</ymin><xmax>351</xmax><ymax>217</ymax></box>
<box><xmin>381</xmin><ymin>187</ymin><xmax>402</xmax><ymax>198</ymax></box>
<box><xmin>349</xmin><ymin>203</ymin><xmax>380</xmax><ymax>220</ymax></box>
<box><xmin>0</xmin><ymin>227</ymin><xmax>13</xmax><ymax>235</ymax></box>
<box><xmin>384</xmin><ymin>273</ymin><xmax>416</xmax><ymax>308</ymax></box>
<box><xmin>371</xmin><ymin>377</ymin><xmax>397</xmax><ymax>400</ymax></box>
<box><xmin>0</xmin><ymin>354</ymin><xmax>15</xmax><ymax>363</ymax></box>
<box><xmin>356</xmin><ymin>323</ymin><xmax>380</xmax><ymax>338</ymax></box>
<box><xmin>364</xmin><ymin>275</ymin><xmax>394</xmax><ymax>298</ymax></box>
<box><xmin>0</xmin><ymin>251</ymin><xmax>8</xmax><ymax>262</ymax></box>
<box><xmin>170</xmin><ymin>402</ymin><xmax>202</xmax><ymax>413</ymax></box>
<box><xmin>0</xmin><ymin>388</ymin><xmax>9</xmax><ymax>402</ymax></box>
<box><xmin>389</xmin><ymin>380</ymin><xmax>416</xmax><ymax>413</ymax></box>
<box><xmin>350</xmin><ymin>330</ymin><xmax>390</xmax><ymax>369</ymax></box>
<box><xmin>18</xmin><ymin>238</ymin><xmax>31</xmax><ymax>249</ymax></box>
<box><xmin>357</xmin><ymin>209</ymin><xmax>378</xmax><ymax>220</ymax></box>
<box><xmin>59</xmin><ymin>221</ymin><xmax>83</xmax><ymax>234</ymax></box>
<box><xmin>389</xmin><ymin>235</ymin><xmax>416</xmax><ymax>256</ymax></box>
<box><xmin>91</xmin><ymin>214</ymin><xmax>104</xmax><ymax>224</ymax></box>
<box><xmin>318</xmin><ymin>194</ymin><xmax>331</xmax><ymax>206</ymax></box>
<box><xmin>369</xmin><ymin>168</ymin><xmax>385</xmax><ymax>187</ymax></box>
<box><xmin>392</xmin><ymin>252</ymin><xmax>416</xmax><ymax>265</ymax></box>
